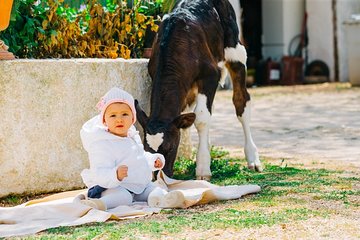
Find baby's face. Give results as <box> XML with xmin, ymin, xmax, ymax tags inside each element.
<box><xmin>104</xmin><ymin>103</ymin><xmax>133</xmax><ymax>137</ymax></box>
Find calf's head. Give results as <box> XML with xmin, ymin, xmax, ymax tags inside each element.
<box><xmin>135</xmin><ymin>100</ymin><xmax>195</xmax><ymax>176</ymax></box>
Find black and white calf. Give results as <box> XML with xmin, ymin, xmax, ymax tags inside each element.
<box><xmin>136</xmin><ymin>0</ymin><xmax>262</xmax><ymax>180</ymax></box>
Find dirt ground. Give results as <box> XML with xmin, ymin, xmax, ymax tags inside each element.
<box><xmin>187</xmin><ymin>82</ymin><xmax>360</xmax><ymax>240</ymax></box>
<box><xmin>190</xmin><ymin>82</ymin><xmax>360</xmax><ymax>169</ymax></box>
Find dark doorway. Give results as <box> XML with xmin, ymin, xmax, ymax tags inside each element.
<box><xmin>240</xmin><ymin>0</ymin><xmax>262</xmax><ymax>69</ymax></box>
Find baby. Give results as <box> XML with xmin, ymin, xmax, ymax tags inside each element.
<box><xmin>79</xmin><ymin>87</ymin><xmax>168</xmax><ymax>210</ymax></box>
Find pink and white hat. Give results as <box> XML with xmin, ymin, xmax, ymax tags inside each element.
<box><xmin>96</xmin><ymin>87</ymin><xmax>136</xmax><ymax>125</ymax></box>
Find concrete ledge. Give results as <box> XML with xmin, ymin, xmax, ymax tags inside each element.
<box><xmin>0</xmin><ymin>59</ymin><xmax>191</xmax><ymax>198</ymax></box>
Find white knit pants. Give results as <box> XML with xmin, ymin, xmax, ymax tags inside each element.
<box><xmin>100</xmin><ymin>182</ymin><xmax>161</xmax><ymax>209</ymax></box>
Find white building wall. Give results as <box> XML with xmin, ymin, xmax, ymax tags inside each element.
<box><xmin>337</xmin><ymin>0</ymin><xmax>360</xmax><ymax>82</ymax></box>
<box><xmin>306</xmin><ymin>0</ymin><xmax>335</xmax><ymax>80</ymax></box>
<box><xmin>262</xmin><ymin>0</ymin><xmax>284</xmax><ymax>60</ymax></box>
<box><xmin>283</xmin><ymin>0</ymin><xmax>305</xmax><ymax>56</ymax></box>
<box><xmin>262</xmin><ymin>0</ymin><xmax>304</xmax><ymax>61</ymax></box>
<box><xmin>306</xmin><ymin>0</ymin><xmax>360</xmax><ymax>82</ymax></box>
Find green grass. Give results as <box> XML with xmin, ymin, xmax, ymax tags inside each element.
<box><xmin>0</xmin><ymin>196</ymin><xmax>24</xmax><ymax>206</ymax></box>
<box><xmin>2</xmin><ymin>147</ymin><xmax>359</xmax><ymax>239</ymax></box>
<box><xmin>18</xmin><ymin>208</ymin><xmax>322</xmax><ymax>240</ymax></box>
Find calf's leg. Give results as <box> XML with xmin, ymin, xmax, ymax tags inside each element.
<box><xmin>225</xmin><ymin>44</ymin><xmax>262</xmax><ymax>172</ymax></box>
<box><xmin>194</xmin><ymin>69</ymin><xmax>219</xmax><ymax>180</ymax></box>
<box><xmin>194</xmin><ymin>93</ymin><xmax>212</xmax><ymax>180</ymax></box>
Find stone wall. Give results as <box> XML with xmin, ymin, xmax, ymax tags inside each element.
<box><xmin>0</xmin><ymin>59</ymin><xmax>191</xmax><ymax>198</ymax></box>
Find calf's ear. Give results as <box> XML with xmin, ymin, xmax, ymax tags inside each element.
<box><xmin>135</xmin><ymin>99</ymin><xmax>149</xmax><ymax>129</ymax></box>
<box><xmin>173</xmin><ymin>113</ymin><xmax>196</xmax><ymax>129</ymax></box>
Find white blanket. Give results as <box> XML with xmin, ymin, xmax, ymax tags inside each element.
<box><xmin>0</xmin><ymin>172</ymin><xmax>260</xmax><ymax>237</ymax></box>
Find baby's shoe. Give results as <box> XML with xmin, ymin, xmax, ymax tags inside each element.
<box><xmin>161</xmin><ymin>190</ymin><xmax>186</xmax><ymax>208</ymax></box>
<box><xmin>148</xmin><ymin>189</ymin><xmax>185</xmax><ymax>208</ymax></box>
<box><xmin>80</xmin><ymin>198</ymin><xmax>107</xmax><ymax>211</ymax></box>
<box><xmin>148</xmin><ymin>188</ymin><xmax>167</xmax><ymax>208</ymax></box>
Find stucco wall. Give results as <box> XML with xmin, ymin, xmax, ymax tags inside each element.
<box><xmin>0</xmin><ymin>59</ymin><xmax>191</xmax><ymax>198</ymax></box>
<box><xmin>337</xmin><ymin>0</ymin><xmax>360</xmax><ymax>82</ymax></box>
<box><xmin>262</xmin><ymin>0</ymin><xmax>305</xmax><ymax>60</ymax></box>
<box><xmin>306</xmin><ymin>0</ymin><xmax>335</xmax><ymax>81</ymax></box>
<box><xmin>283</xmin><ymin>0</ymin><xmax>305</xmax><ymax>56</ymax></box>
<box><xmin>306</xmin><ymin>0</ymin><xmax>360</xmax><ymax>82</ymax></box>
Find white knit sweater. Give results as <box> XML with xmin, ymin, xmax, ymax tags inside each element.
<box><xmin>80</xmin><ymin>115</ymin><xmax>165</xmax><ymax>194</ymax></box>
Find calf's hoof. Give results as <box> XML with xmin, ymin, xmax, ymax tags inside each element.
<box><xmin>248</xmin><ymin>163</ymin><xmax>263</xmax><ymax>172</ymax></box>
<box><xmin>255</xmin><ymin>164</ymin><xmax>263</xmax><ymax>172</ymax></box>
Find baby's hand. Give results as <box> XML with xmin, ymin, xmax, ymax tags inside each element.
<box><xmin>116</xmin><ymin>165</ymin><xmax>128</xmax><ymax>181</ymax></box>
<box><xmin>154</xmin><ymin>158</ymin><xmax>163</xmax><ymax>169</ymax></box>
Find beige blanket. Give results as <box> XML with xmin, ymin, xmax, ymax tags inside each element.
<box><xmin>0</xmin><ymin>172</ymin><xmax>260</xmax><ymax>237</ymax></box>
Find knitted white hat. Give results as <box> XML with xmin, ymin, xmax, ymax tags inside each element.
<box><xmin>96</xmin><ymin>87</ymin><xmax>136</xmax><ymax>125</ymax></box>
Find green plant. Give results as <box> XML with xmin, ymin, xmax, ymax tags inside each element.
<box><xmin>0</xmin><ymin>0</ymin><xmax>160</xmax><ymax>58</ymax></box>
<box><xmin>137</xmin><ymin>0</ymin><xmax>162</xmax><ymax>17</ymax></box>
<box><xmin>161</xmin><ymin>0</ymin><xmax>176</xmax><ymax>13</ymax></box>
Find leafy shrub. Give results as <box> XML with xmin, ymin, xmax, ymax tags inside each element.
<box><xmin>0</xmin><ymin>0</ymin><xmax>160</xmax><ymax>58</ymax></box>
